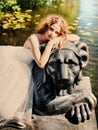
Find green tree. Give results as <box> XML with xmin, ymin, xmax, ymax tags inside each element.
<box><xmin>17</xmin><ymin>0</ymin><xmax>48</xmax><ymax>11</ymax></box>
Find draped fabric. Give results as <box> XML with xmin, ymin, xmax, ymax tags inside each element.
<box><xmin>0</xmin><ymin>46</ymin><xmax>34</xmax><ymax>121</ymax></box>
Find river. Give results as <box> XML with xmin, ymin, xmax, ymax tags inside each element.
<box><xmin>77</xmin><ymin>0</ymin><xmax>98</xmax><ymax>123</ymax></box>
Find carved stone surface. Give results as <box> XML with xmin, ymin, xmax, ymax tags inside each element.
<box><xmin>3</xmin><ymin>112</ymin><xmax>97</xmax><ymax>130</ymax></box>
<box><xmin>30</xmin><ymin>111</ymin><xmax>97</xmax><ymax>130</ymax></box>
<box><xmin>3</xmin><ymin>77</ymin><xmax>98</xmax><ymax>130</ymax></box>
<box><xmin>1</xmin><ymin>42</ymin><xmax>97</xmax><ymax>129</ymax></box>
<box><xmin>32</xmin><ymin>42</ymin><xmax>97</xmax><ymax>124</ymax></box>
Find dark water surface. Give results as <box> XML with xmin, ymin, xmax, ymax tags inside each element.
<box><xmin>77</xmin><ymin>0</ymin><xmax>98</xmax><ymax>123</ymax></box>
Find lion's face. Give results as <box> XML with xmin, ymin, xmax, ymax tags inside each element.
<box><xmin>46</xmin><ymin>49</ymin><xmax>81</xmax><ymax>90</ymax></box>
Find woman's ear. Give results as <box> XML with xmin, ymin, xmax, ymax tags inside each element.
<box><xmin>76</xmin><ymin>42</ymin><xmax>89</xmax><ymax>68</ymax></box>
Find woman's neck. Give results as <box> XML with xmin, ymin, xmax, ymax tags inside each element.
<box><xmin>36</xmin><ymin>33</ymin><xmax>48</xmax><ymax>44</ymax></box>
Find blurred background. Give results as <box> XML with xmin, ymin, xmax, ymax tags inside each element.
<box><xmin>0</xmin><ymin>0</ymin><xmax>98</xmax><ymax>125</ymax></box>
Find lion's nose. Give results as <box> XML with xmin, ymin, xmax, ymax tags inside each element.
<box><xmin>58</xmin><ymin>79</ymin><xmax>69</xmax><ymax>84</ymax></box>
<box><xmin>59</xmin><ymin>64</ymin><xmax>69</xmax><ymax>81</ymax></box>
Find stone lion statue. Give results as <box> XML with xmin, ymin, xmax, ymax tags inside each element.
<box><xmin>1</xmin><ymin>42</ymin><xmax>96</xmax><ymax>130</ymax></box>
<box><xmin>32</xmin><ymin>42</ymin><xmax>97</xmax><ymax>124</ymax></box>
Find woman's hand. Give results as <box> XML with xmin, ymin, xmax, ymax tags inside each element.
<box><xmin>67</xmin><ymin>34</ymin><xmax>80</xmax><ymax>44</ymax></box>
<box><xmin>48</xmin><ymin>37</ymin><xmax>62</xmax><ymax>50</ymax></box>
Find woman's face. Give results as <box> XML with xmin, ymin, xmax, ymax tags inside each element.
<box><xmin>45</xmin><ymin>23</ymin><xmax>61</xmax><ymax>40</ymax></box>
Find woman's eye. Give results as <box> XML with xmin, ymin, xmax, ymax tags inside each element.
<box><xmin>49</xmin><ymin>28</ymin><xmax>60</xmax><ymax>36</ymax></box>
<box><xmin>50</xmin><ymin>27</ymin><xmax>54</xmax><ymax>32</ymax></box>
<box><xmin>55</xmin><ymin>31</ymin><xmax>60</xmax><ymax>36</ymax></box>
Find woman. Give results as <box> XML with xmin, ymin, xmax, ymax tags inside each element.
<box><xmin>23</xmin><ymin>14</ymin><xmax>68</xmax><ymax>68</ymax></box>
<box><xmin>0</xmin><ymin>14</ymin><xmax>79</xmax><ymax>129</ymax></box>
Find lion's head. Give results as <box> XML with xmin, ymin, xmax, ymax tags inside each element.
<box><xmin>46</xmin><ymin>42</ymin><xmax>89</xmax><ymax>93</ymax></box>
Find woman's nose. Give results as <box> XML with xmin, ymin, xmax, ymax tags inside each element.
<box><xmin>51</xmin><ymin>31</ymin><xmax>57</xmax><ymax>37</ymax></box>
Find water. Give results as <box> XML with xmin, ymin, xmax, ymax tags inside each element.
<box><xmin>76</xmin><ymin>0</ymin><xmax>98</xmax><ymax>123</ymax></box>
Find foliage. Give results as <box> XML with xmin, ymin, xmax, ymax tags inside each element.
<box><xmin>0</xmin><ymin>0</ymin><xmax>79</xmax><ymax>46</ymax></box>
<box><xmin>0</xmin><ymin>0</ymin><xmax>79</xmax><ymax>31</ymax></box>
<box><xmin>16</xmin><ymin>0</ymin><xmax>48</xmax><ymax>11</ymax></box>
<box><xmin>0</xmin><ymin>0</ymin><xmax>21</xmax><ymax>12</ymax></box>
<box><xmin>30</xmin><ymin>0</ymin><xmax>48</xmax><ymax>10</ymax></box>
<box><xmin>0</xmin><ymin>10</ymin><xmax>32</xmax><ymax>30</ymax></box>
<box><xmin>34</xmin><ymin>0</ymin><xmax>79</xmax><ymax>33</ymax></box>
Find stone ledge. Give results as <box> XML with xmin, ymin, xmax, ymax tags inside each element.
<box><xmin>3</xmin><ymin>111</ymin><xmax>97</xmax><ymax>130</ymax></box>
<box><xmin>3</xmin><ymin>77</ymin><xmax>98</xmax><ymax>130</ymax></box>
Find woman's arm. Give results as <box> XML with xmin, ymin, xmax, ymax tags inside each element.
<box><xmin>23</xmin><ymin>34</ymin><xmax>61</xmax><ymax>68</ymax></box>
<box><xmin>67</xmin><ymin>34</ymin><xmax>80</xmax><ymax>44</ymax></box>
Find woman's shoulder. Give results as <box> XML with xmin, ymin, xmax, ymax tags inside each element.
<box><xmin>29</xmin><ymin>34</ymin><xmax>37</xmax><ymax>39</ymax></box>
<box><xmin>29</xmin><ymin>33</ymin><xmax>40</xmax><ymax>41</ymax></box>
<box><xmin>24</xmin><ymin>33</ymin><xmax>40</xmax><ymax>48</ymax></box>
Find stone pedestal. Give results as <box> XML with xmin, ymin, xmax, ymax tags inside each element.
<box><xmin>31</xmin><ymin>111</ymin><xmax>97</xmax><ymax>130</ymax></box>
<box><xmin>3</xmin><ymin>112</ymin><xmax>97</xmax><ymax>130</ymax></box>
<box><xmin>3</xmin><ymin>77</ymin><xmax>98</xmax><ymax>130</ymax></box>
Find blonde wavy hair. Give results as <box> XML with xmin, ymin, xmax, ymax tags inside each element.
<box><xmin>37</xmin><ymin>14</ymin><xmax>68</xmax><ymax>48</ymax></box>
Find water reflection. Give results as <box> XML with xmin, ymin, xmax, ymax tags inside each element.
<box><xmin>77</xmin><ymin>0</ymin><xmax>98</xmax><ymax>123</ymax></box>
<box><xmin>77</xmin><ymin>0</ymin><xmax>98</xmax><ymax>93</ymax></box>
